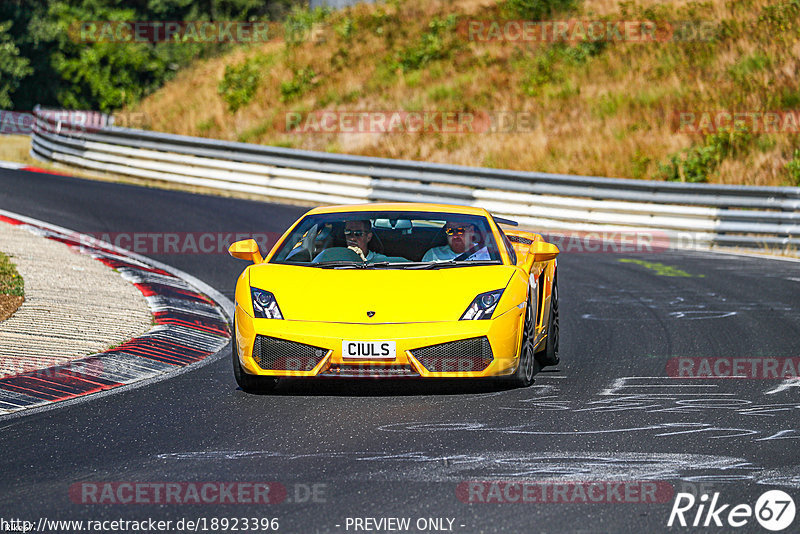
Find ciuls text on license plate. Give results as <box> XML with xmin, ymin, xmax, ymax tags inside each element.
<box><xmin>342</xmin><ymin>341</ymin><xmax>396</xmax><ymax>359</ymax></box>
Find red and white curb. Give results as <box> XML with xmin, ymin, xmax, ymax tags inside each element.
<box><xmin>0</xmin><ymin>160</ymin><xmax>67</xmax><ymax>175</ymax></box>
<box><xmin>0</xmin><ymin>161</ymin><xmax>25</xmax><ymax>170</ymax></box>
<box><xmin>0</xmin><ymin>209</ymin><xmax>233</xmax><ymax>417</ymax></box>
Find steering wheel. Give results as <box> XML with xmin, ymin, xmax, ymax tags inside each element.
<box><xmin>312</xmin><ymin>247</ymin><xmax>362</xmax><ymax>263</ymax></box>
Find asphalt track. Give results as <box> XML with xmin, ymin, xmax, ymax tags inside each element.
<box><xmin>0</xmin><ymin>167</ymin><xmax>799</xmax><ymax>533</ymax></box>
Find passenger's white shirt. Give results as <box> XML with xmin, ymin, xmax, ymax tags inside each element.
<box><xmin>422</xmin><ymin>245</ymin><xmax>490</xmax><ymax>262</ymax></box>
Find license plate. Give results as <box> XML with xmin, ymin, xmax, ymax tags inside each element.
<box><xmin>342</xmin><ymin>340</ymin><xmax>396</xmax><ymax>359</ymax></box>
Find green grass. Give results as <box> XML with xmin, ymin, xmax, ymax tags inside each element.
<box><xmin>427</xmin><ymin>83</ymin><xmax>463</xmax><ymax>103</ymax></box>
<box><xmin>786</xmin><ymin>150</ymin><xmax>800</xmax><ymax>186</ymax></box>
<box><xmin>0</xmin><ymin>252</ymin><xmax>24</xmax><ymax>297</ymax></box>
<box><xmin>279</xmin><ymin>67</ymin><xmax>319</xmax><ymax>102</ymax></box>
<box><xmin>196</xmin><ymin>118</ymin><xmax>216</xmax><ymax>135</ymax></box>
<box><xmin>517</xmin><ymin>41</ymin><xmax>606</xmax><ymax>96</ymax></box>
<box><xmin>728</xmin><ymin>53</ymin><xmax>772</xmax><ymax>84</ymax></box>
<box><xmin>393</xmin><ymin>14</ymin><xmax>461</xmax><ymax>72</ymax></box>
<box><xmin>238</xmin><ymin>120</ymin><xmax>273</xmax><ymax>143</ymax></box>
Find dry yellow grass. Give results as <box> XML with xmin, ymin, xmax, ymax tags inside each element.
<box><xmin>0</xmin><ymin>136</ymin><xmax>38</xmax><ymax>166</ymax></box>
<box><xmin>124</xmin><ymin>0</ymin><xmax>799</xmax><ymax>187</ymax></box>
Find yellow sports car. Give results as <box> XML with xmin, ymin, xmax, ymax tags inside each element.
<box><xmin>228</xmin><ymin>203</ymin><xmax>559</xmax><ymax>391</ymax></box>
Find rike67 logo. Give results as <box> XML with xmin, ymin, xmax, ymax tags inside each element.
<box><xmin>668</xmin><ymin>490</ymin><xmax>796</xmax><ymax>531</ymax></box>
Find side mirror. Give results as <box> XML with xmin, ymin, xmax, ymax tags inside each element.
<box><xmin>524</xmin><ymin>241</ymin><xmax>559</xmax><ymax>270</ymax></box>
<box><xmin>228</xmin><ymin>239</ymin><xmax>263</xmax><ymax>264</ymax></box>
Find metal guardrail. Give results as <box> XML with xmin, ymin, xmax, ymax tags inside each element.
<box><xmin>30</xmin><ymin>106</ymin><xmax>800</xmax><ymax>249</ymax></box>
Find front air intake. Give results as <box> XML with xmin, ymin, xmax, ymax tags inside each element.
<box><xmin>410</xmin><ymin>336</ymin><xmax>494</xmax><ymax>373</ymax></box>
<box><xmin>252</xmin><ymin>335</ymin><xmax>327</xmax><ymax>371</ymax></box>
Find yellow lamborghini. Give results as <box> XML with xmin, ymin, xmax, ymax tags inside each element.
<box><xmin>228</xmin><ymin>203</ymin><xmax>559</xmax><ymax>391</ymax></box>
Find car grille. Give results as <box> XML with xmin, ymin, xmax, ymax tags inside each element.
<box><xmin>410</xmin><ymin>336</ymin><xmax>494</xmax><ymax>373</ymax></box>
<box><xmin>321</xmin><ymin>365</ymin><xmax>419</xmax><ymax>378</ymax></box>
<box><xmin>252</xmin><ymin>335</ymin><xmax>327</xmax><ymax>371</ymax></box>
<box><xmin>508</xmin><ymin>235</ymin><xmax>533</xmax><ymax>245</ymax></box>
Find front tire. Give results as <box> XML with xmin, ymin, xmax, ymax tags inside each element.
<box><xmin>535</xmin><ymin>277</ymin><xmax>559</xmax><ymax>367</ymax></box>
<box><xmin>509</xmin><ymin>291</ymin><xmax>536</xmax><ymax>387</ymax></box>
<box><xmin>232</xmin><ymin>319</ymin><xmax>278</xmax><ymax>393</ymax></box>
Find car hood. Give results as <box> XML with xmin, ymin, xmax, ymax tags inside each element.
<box><xmin>248</xmin><ymin>264</ymin><xmax>516</xmax><ymax>323</ymax></box>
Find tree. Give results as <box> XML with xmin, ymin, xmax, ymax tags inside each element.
<box><xmin>0</xmin><ymin>0</ymin><xmax>305</xmax><ymax>111</ymax></box>
<box><xmin>0</xmin><ymin>20</ymin><xmax>33</xmax><ymax>108</ymax></box>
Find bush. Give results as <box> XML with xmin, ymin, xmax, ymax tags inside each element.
<box><xmin>395</xmin><ymin>15</ymin><xmax>460</xmax><ymax>72</ymax></box>
<box><xmin>503</xmin><ymin>0</ymin><xmax>580</xmax><ymax>19</ymax></box>
<box><xmin>780</xmin><ymin>89</ymin><xmax>800</xmax><ymax>108</ymax></box>
<box><xmin>284</xmin><ymin>6</ymin><xmax>331</xmax><ymax>47</ymax></box>
<box><xmin>658</xmin><ymin>128</ymin><xmax>753</xmax><ymax>182</ymax></box>
<box><xmin>786</xmin><ymin>150</ymin><xmax>800</xmax><ymax>186</ymax></box>
<box><xmin>279</xmin><ymin>67</ymin><xmax>318</xmax><ymax>102</ymax></box>
<box><xmin>0</xmin><ymin>252</ymin><xmax>24</xmax><ymax>297</ymax></box>
<box><xmin>658</xmin><ymin>145</ymin><xmax>717</xmax><ymax>183</ymax></box>
<box><xmin>519</xmin><ymin>41</ymin><xmax>606</xmax><ymax>95</ymax></box>
<box><xmin>334</xmin><ymin>17</ymin><xmax>355</xmax><ymax>41</ymax></box>
<box><xmin>758</xmin><ymin>0</ymin><xmax>800</xmax><ymax>39</ymax></box>
<box><xmin>218</xmin><ymin>57</ymin><xmax>265</xmax><ymax>113</ymax></box>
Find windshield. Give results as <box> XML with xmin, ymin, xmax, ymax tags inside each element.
<box><xmin>270</xmin><ymin>211</ymin><xmax>504</xmax><ymax>268</ymax></box>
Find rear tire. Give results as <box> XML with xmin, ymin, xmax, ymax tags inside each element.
<box><xmin>232</xmin><ymin>319</ymin><xmax>278</xmax><ymax>393</ymax></box>
<box><xmin>535</xmin><ymin>277</ymin><xmax>559</xmax><ymax>367</ymax></box>
<box><xmin>509</xmin><ymin>291</ymin><xmax>536</xmax><ymax>387</ymax></box>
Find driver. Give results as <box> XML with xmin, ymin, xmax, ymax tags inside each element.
<box><xmin>344</xmin><ymin>219</ymin><xmax>390</xmax><ymax>263</ymax></box>
<box><xmin>422</xmin><ymin>221</ymin><xmax>487</xmax><ymax>262</ymax></box>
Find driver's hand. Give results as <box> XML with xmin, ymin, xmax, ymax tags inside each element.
<box><xmin>348</xmin><ymin>245</ymin><xmax>366</xmax><ymax>261</ymax></box>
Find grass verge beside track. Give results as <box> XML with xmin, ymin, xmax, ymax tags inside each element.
<box><xmin>0</xmin><ymin>250</ymin><xmax>24</xmax><ymax>322</ymax></box>
<box><xmin>0</xmin><ymin>136</ymin><xmax>38</xmax><ymax>167</ymax></box>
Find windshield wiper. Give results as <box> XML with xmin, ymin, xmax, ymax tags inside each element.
<box><xmin>313</xmin><ymin>260</ymin><xmax>365</xmax><ymax>269</ymax></box>
<box><xmin>363</xmin><ymin>261</ymin><xmax>391</xmax><ymax>268</ymax></box>
<box><xmin>403</xmin><ymin>260</ymin><xmax>503</xmax><ymax>270</ymax></box>
<box><xmin>364</xmin><ymin>261</ymin><xmax>422</xmax><ymax>269</ymax></box>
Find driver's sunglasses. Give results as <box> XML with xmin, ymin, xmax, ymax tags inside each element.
<box><xmin>445</xmin><ymin>227</ymin><xmax>468</xmax><ymax>236</ymax></box>
<box><xmin>344</xmin><ymin>229</ymin><xmax>366</xmax><ymax>237</ymax></box>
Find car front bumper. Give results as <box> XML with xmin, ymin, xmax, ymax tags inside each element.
<box><xmin>234</xmin><ymin>304</ymin><xmax>525</xmax><ymax>378</ymax></box>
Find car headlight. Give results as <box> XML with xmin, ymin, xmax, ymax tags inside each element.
<box><xmin>460</xmin><ymin>289</ymin><xmax>504</xmax><ymax>320</ymax></box>
<box><xmin>251</xmin><ymin>288</ymin><xmax>283</xmax><ymax>319</ymax></box>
